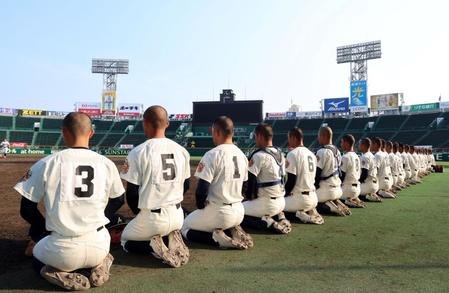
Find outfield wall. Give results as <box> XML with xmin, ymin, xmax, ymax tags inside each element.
<box><xmin>6</xmin><ymin>147</ymin><xmax>449</xmax><ymax>162</ymax></box>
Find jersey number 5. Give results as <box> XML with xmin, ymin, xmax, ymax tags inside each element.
<box><xmin>74</xmin><ymin>166</ymin><xmax>94</xmax><ymax>198</ymax></box>
<box><xmin>161</xmin><ymin>154</ymin><xmax>176</xmax><ymax>181</ymax></box>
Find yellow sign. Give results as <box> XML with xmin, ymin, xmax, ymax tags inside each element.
<box><xmin>102</xmin><ymin>91</ymin><xmax>116</xmax><ymax>115</ymax></box>
<box><xmin>19</xmin><ymin>109</ymin><xmax>47</xmax><ymax>116</ymax></box>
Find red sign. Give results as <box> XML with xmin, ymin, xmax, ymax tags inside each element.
<box><xmin>11</xmin><ymin>142</ymin><xmax>28</xmax><ymax>148</ymax></box>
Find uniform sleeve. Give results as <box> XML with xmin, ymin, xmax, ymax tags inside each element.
<box><xmin>316</xmin><ymin>149</ymin><xmax>325</xmax><ymax>169</ymax></box>
<box><xmin>248</xmin><ymin>153</ymin><xmax>262</xmax><ymax>176</ymax></box>
<box><xmin>242</xmin><ymin>155</ymin><xmax>249</xmax><ymax>181</ymax></box>
<box><xmin>340</xmin><ymin>156</ymin><xmax>349</xmax><ymax>173</ymax></box>
<box><xmin>108</xmin><ymin>161</ymin><xmax>126</xmax><ymax>199</ymax></box>
<box><xmin>285</xmin><ymin>151</ymin><xmax>297</xmax><ymax>175</ymax></box>
<box><xmin>184</xmin><ymin>150</ymin><xmax>191</xmax><ymax>180</ymax></box>
<box><xmin>195</xmin><ymin>152</ymin><xmax>215</xmax><ymax>183</ymax></box>
<box><xmin>14</xmin><ymin>159</ymin><xmax>47</xmax><ymax>203</ymax></box>
<box><xmin>120</xmin><ymin>150</ymin><xmax>140</xmax><ymax>185</ymax></box>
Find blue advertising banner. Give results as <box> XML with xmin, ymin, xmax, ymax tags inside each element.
<box><xmin>350</xmin><ymin>80</ymin><xmax>368</xmax><ymax>112</ymax></box>
<box><xmin>324</xmin><ymin>97</ymin><xmax>349</xmax><ymax>113</ymax></box>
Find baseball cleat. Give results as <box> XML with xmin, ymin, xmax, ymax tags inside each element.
<box><xmin>230</xmin><ymin>225</ymin><xmax>254</xmax><ymax>248</ymax></box>
<box><xmin>150</xmin><ymin>235</ymin><xmax>181</xmax><ymax>268</ymax></box>
<box><xmin>335</xmin><ymin>199</ymin><xmax>352</xmax><ymax>215</ymax></box>
<box><xmin>378</xmin><ymin>190</ymin><xmax>396</xmax><ymax>199</ymax></box>
<box><xmin>212</xmin><ymin>229</ymin><xmax>247</xmax><ymax>249</ymax></box>
<box><xmin>324</xmin><ymin>201</ymin><xmax>346</xmax><ymax>216</ymax></box>
<box><xmin>40</xmin><ymin>265</ymin><xmax>90</xmax><ymax>291</ymax></box>
<box><xmin>24</xmin><ymin>240</ymin><xmax>36</xmax><ymax>257</ymax></box>
<box><xmin>168</xmin><ymin>230</ymin><xmax>190</xmax><ymax>266</ymax></box>
<box><xmin>89</xmin><ymin>253</ymin><xmax>114</xmax><ymax>287</ymax></box>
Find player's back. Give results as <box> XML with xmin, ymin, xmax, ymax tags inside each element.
<box><xmin>14</xmin><ymin>148</ymin><xmax>123</xmax><ymax>237</ymax></box>
<box><xmin>196</xmin><ymin>143</ymin><xmax>248</xmax><ymax>205</ymax></box>
<box><xmin>287</xmin><ymin>146</ymin><xmax>316</xmax><ymax>193</ymax></box>
<box><xmin>249</xmin><ymin>147</ymin><xmax>285</xmax><ymax>198</ymax></box>
<box><xmin>361</xmin><ymin>152</ymin><xmax>377</xmax><ymax>179</ymax></box>
<box><xmin>316</xmin><ymin>145</ymin><xmax>341</xmax><ymax>186</ymax></box>
<box><xmin>126</xmin><ymin>138</ymin><xmax>190</xmax><ymax>210</ymax></box>
<box><xmin>341</xmin><ymin>151</ymin><xmax>360</xmax><ymax>185</ymax></box>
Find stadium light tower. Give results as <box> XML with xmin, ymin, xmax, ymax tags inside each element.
<box><xmin>91</xmin><ymin>59</ymin><xmax>129</xmax><ymax>115</ymax></box>
<box><xmin>336</xmin><ymin>40</ymin><xmax>381</xmax><ymax>81</ymax></box>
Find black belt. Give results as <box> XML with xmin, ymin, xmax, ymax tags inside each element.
<box><xmin>373</xmin><ymin>180</ymin><xmax>377</xmax><ymax>183</ymax></box>
<box><xmin>270</xmin><ymin>197</ymin><xmax>277</xmax><ymax>200</ymax></box>
<box><xmin>257</xmin><ymin>180</ymin><xmax>282</xmax><ymax>188</ymax></box>
<box><xmin>301</xmin><ymin>191</ymin><xmax>310</xmax><ymax>195</ymax></box>
<box><xmin>151</xmin><ymin>203</ymin><xmax>181</xmax><ymax>213</ymax></box>
<box><xmin>97</xmin><ymin>226</ymin><xmax>104</xmax><ymax>232</ymax></box>
<box><xmin>384</xmin><ymin>177</ymin><xmax>389</xmax><ymax>180</ymax></box>
<box><xmin>352</xmin><ymin>184</ymin><xmax>358</xmax><ymax>187</ymax></box>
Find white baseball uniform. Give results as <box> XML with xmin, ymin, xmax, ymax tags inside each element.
<box><xmin>340</xmin><ymin>151</ymin><xmax>361</xmax><ymax>200</ymax></box>
<box><xmin>388</xmin><ymin>153</ymin><xmax>398</xmax><ymax>186</ymax></box>
<box><xmin>360</xmin><ymin>151</ymin><xmax>379</xmax><ymax>195</ymax></box>
<box><xmin>243</xmin><ymin>147</ymin><xmax>285</xmax><ymax>217</ymax></box>
<box><xmin>182</xmin><ymin>143</ymin><xmax>248</xmax><ymax>233</ymax></box>
<box><xmin>375</xmin><ymin>151</ymin><xmax>392</xmax><ymax>190</ymax></box>
<box><xmin>1</xmin><ymin>140</ymin><xmax>9</xmax><ymax>155</ymax></box>
<box><xmin>395</xmin><ymin>152</ymin><xmax>405</xmax><ymax>185</ymax></box>
<box><xmin>401</xmin><ymin>152</ymin><xmax>411</xmax><ymax>180</ymax></box>
<box><xmin>14</xmin><ymin>148</ymin><xmax>125</xmax><ymax>272</ymax></box>
<box><xmin>284</xmin><ymin>146</ymin><xmax>318</xmax><ymax>213</ymax></box>
<box><xmin>409</xmin><ymin>153</ymin><xmax>419</xmax><ymax>180</ymax></box>
<box><xmin>120</xmin><ymin>138</ymin><xmax>190</xmax><ymax>244</ymax></box>
<box><xmin>315</xmin><ymin>145</ymin><xmax>343</xmax><ymax>202</ymax></box>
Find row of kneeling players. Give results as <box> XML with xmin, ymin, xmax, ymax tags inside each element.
<box><xmin>14</xmin><ymin>106</ymin><xmax>436</xmax><ymax>291</ymax></box>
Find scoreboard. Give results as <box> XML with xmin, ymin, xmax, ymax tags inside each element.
<box><xmin>192</xmin><ymin>100</ymin><xmax>263</xmax><ymax>124</ymax></box>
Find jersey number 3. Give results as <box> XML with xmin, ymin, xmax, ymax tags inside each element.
<box><xmin>74</xmin><ymin>165</ymin><xmax>94</xmax><ymax>198</ymax></box>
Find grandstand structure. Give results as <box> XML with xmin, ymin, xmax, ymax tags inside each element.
<box><xmin>1</xmin><ymin>110</ymin><xmax>449</xmax><ymax>153</ymax></box>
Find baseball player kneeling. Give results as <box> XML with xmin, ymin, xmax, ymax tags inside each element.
<box><xmin>240</xmin><ymin>123</ymin><xmax>291</xmax><ymax>234</ymax></box>
<box><xmin>14</xmin><ymin>112</ymin><xmax>125</xmax><ymax>291</ymax></box>
<box><xmin>120</xmin><ymin>106</ymin><xmax>190</xmax><ymax>268</ymax></box>
<box><xmin>372</xmin><ymin>138</ymin><xmax>396</xmax><ymax>199</ymax></box>
<box><xmin>315</xmin><ymin>127</ymin><xmax>351</xmax><ymax>216</ymax></box>
<box><xmin>182</xmin><ymin>116</ymin><xmax>253</xmax><ymax>249</ymax></box>
<box><xmin>340</xmin><ymin>134</ymin><xmax>366</xmax><ymax>208</ymax></box>
<box><xmin>283</xmin><ymin>128</ymin><xmax>324</xmax><ymax>224</ymax></box>
<box><xmin>358</xmin><ymin>138</ymin><xmax>382</xmax><ymax>202</ymax></box>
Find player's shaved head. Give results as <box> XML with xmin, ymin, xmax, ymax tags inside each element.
<box><xmin>62</xmin><ymin>112</ymin><xmax>93</xmax><ymax>137</ymax></box>
<box><xmin>360</xmin><ymin>138</ymin><xmax>371</xmax><ymax>148</ymax></box>
<box><xmin>319</xmin><ymin>126</ymin><xmax>333</xmax><ymax>139</ymax></box>
<box><xmin>289</xmin><ymin>127</ymin><xmax>304</xmax><ymax>142</ymax></box>
<box><xmin>143</xmin><ymin>105</ymin><xmax>169</xmax><ymax>129</ymax></box>
<box><xmin>254</xmin><ymin>123</ymin><xmax>273</xmax><ymax>141</ymax></box>
<box><xmin>342</xmin><ymin>134</ymin><xmax>355</xmax><ymax>147</ymax></box>
<box><xmin>213</xmin><ymin>116</ymin><xmax>234</xmax><ymax>138</ymax></box>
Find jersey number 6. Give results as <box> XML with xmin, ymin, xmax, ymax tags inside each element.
<box><xmin>74</xmin><ymin>165</ymin><xmax>94</xmax><ymax>198</ymax></box>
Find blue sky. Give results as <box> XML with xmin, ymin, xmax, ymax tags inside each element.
<box><xmin>1</xmin><ymin>0</ymin><xmax>448</xmax><ymax>113</ymax></box>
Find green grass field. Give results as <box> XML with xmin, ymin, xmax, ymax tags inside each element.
<box><xmin>2</xmin><ymin>171</ymin><xmax>449</xmax><ymax>292</ymax></box>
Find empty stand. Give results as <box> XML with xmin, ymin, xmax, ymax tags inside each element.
<box><xmin>99</xmin><ymin>133</ymin><xmax>123</xmax><ymax>147</ymax></box>
<box><xmin>42</xmin><ymin>118</ymin><xmax>62</xmax><ymax>130</ymax></box>
<box><xmin>0</xmin><ymin>116</ymin><xmax>13</xmax><ymax>129</ymax></box>
<box><xmin>402</xmin><ymin>113</ymin><xmax>439</xmax><ymax>130</ymax></box>
<box><xmin>35</xmin><ymin>132</ymin><xmax>61</xmax><ymax>146</ymax></box>
<box><xmin>9</xmin><ymin>131</ymin><xmax>34</xmax><ymax>144</ymax></box>
<box><xmin>15</xmin><ymin>116</ymin><xmax>39</xmax><ymax>130</ymax></box>
<box><xmin>375</xmin><ymin>115</ymin><xmax>408</xmax><ymax>130</ymax></box>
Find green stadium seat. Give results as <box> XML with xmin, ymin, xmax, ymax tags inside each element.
<box><xmin>110</xmin><ymin>121</ymin><xmax>134</xmax><ymax>132</ymax></box>
<box><xmin>15</xmin><ymin>116</ymin><xmax>39</xmax><ymax>130</ymax></box>
<box><xmin>34</xmin><ymin>132</ymin><xmax>61</xmax><ymax>146</ymax></box>
<box><xmin>402</xmin><ymin>113</ymin><xmax>439</xmax><ymax>130</ymax></box>
<box><xmin>9</xmin><ymin>131</ymin><xmax>34</xmax><ymax>144</ymax></box>
<box><xmin>121</xmin><ymin>133</ymin><xmax>147</xmax><ymax>146</ymax></box>
<box><xmin>375</xmin><ymin>115</ymin><xmax>408</xmax><ymax>130</ymax></box>
<box><xmin>323</xmin><ymin>118</ymin><xmax>348</xmax><ymax>131</ymax></box>
<box><xmin>42</xmin><ymin>118</ymin><xmax>63</xmax><ymax>130</ymax></box>
<box><xmin>346</xmin><ymin>117</ymin><xmax>375</xmax><ymax>131</ymax></box>
<box><xmin>92</xmin><ymin>120</ymin><xmax>113</xmax><ymax>131</ymax></box>
<box><xmin>0</xmin><ymin>116</ymin><xmax>13</xmax><ymax>129</ymax></box>
<box><xmin>99</xmin><ymin>133</ymin><xmax>124</xmax><ymax>147</ymax></box>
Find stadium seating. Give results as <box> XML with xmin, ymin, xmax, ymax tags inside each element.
<box><xmin>0</xmin><ymin>116</ymin><xmax>13</xmax><ymax>129</ymax></box>
<box><xmin>89</xmin><ymin>133</ymin><xmax>105</xmax><ymax>147</ymax></box>
<box><xmin>0</xmin><ymin>130</ymin><xmax>7</xmax><ymax>140</ymax></box>
<box><xmin>346</xmin><ymin>117</ymin><xmax>375</xmax><ymax>131</ymax></box>
<box><xmin>297</xmin><ymin>118</ymin><xmax>324</xmax><ymax>132</ymax></box>
<box><xmin>110</xmin><ymin>121</ymin><xmax>135</xmax><ymax>133</ymax></box>
<box><xmin>92</xmin><ymin>120</ymin><xmax>113</xmax><ymax>131</ymax></box>
<box><xmin>15</xmin><ymin>116</ymin><xmax>38</xmax><ymax>130</ymax></box>
<box><xmin>121</xmin><ymin>133</ymin><xmax>147</xmax><ymax>146</ymax></box>
<box><xmin>9</xmin><ymin>131</ymin><xmax>34</xmax><ymax>144</ymax></box>
<box><xmin>402</xmin><ymin>113</ymin><xmax>439</xmax><ymax>130</ymax></box>
<box><xmin>419</xmin><ymin>129</ymin><xmax>449</xmax><ymax>147</ymax></box>
<box><xmin>393</xmin><ymin>130</ymin><xmax>427</xmax><ymax>145</ymax></box>
<box><xmin>322</xmin><ymin>118</ymin><xmax>348</xmax><ymax>131</ymax></box>
<box><xmin>99</xmin><ymin>134</ymin><xmax>123</xmax><ymax>147</ymax></box>
<box><xmin>42</xmin><ymin>118</ymin><xmax>62</xmax><ymax>130</ymax></box>
<box><xmin>375</xmin><ymin>115</ymin><xmax>408</xmax><ymax>130</ymax></box>
<box><xmin>34</xmin><ymin>132</ymin><xmax>61</xmax><ymax>146</ymax></box>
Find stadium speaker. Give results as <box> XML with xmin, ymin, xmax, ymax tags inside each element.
<box><xmin>33</xmin><ymin>122</ymin><xmax>41</xmax><ymax>131</ymax></box>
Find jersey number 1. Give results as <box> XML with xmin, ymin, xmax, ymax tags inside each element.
<box><xmin>74</xmin><ymin>165</ymin><xmax>94</xmax><ymax>198</ymax></box>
